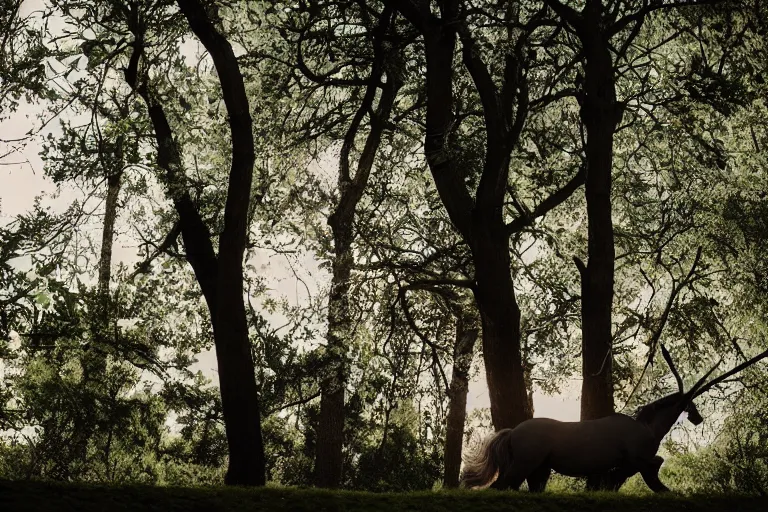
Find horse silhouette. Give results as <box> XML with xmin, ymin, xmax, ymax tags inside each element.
<box><xmin>461</xmin><ymin>344</ymin><xmax>768</xmax><ymax>492</ymax></box>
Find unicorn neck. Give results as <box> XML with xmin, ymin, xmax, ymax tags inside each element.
<box><xmin>637</xmin><ymin>392</ymin><xmax>689</xmax><ymax>442</ymax></box>
<box><xmin>647</xmin><ymin>404</ymin><xmax>686</xmax><ymax>441</ymax></box>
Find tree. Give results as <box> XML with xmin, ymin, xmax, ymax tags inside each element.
<box><xmin>6</xmin><ymin>0</ymin><xmax>768</xmax><ymax>493</ymax></box>
<box><xmin>0</xmin><ymin>0</ymin><xmax>47</xmax><ymax>124</ymax></box>
<box><xmin>380</xmin><ymin>0</ymin><xmax>585</xmax><ymax>430</ymax></box>
<box><xmin>543</xmin><ymin>0</ymin><xmax>731</xmax><ymax>421</ymax></box>
<box><xmin>282</xmin><ymin>3</ymin><xmax>406</xmax><ymax>488</ymax></box>
<box><xmin>127</xmin><ymin>0</ymin><xmax>267</xmax><ymax>486</ymax></box>
<box><xmin>41</xmin><ymin>93</ymin><xmax>138</xmax><ymax>467</ymax></box>
<box><xmin>440</xmin><ymin>297</ymin><xmax>479</xmax><ymax>488</ymax></box>
<box><xmin>52</xmin><ymin>0</ymin><xmax>272</xmax><ymax>485</ymax></box>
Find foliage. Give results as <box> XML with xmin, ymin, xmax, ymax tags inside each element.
<box><xmin>660</xmin><ymin>383</ymin><xmax>768</xmax><ymax>496</ymax></box>
<box><xmin>0</xmin><ymin>0</ymin><xmax>50</xmax><ymax>116</ymax></box>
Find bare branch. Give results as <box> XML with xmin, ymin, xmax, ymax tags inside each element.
<box><xmin>407</xmin><ymin>278</ymin><xmax>477</xmax><ymax>291</ymax></box>
<box><xmin>621</xmin><ymin>247</ymin><xmax>705</xmax><ymax>408</ymax></box>
<box><xmin>265</xmin><ymin>391</ymin><xmax>322</xmax><ymax>416</ymax></box>
<box><xmin>129</xmin><ymin>221</ymin><xmax>182</xmax><ymax>279</ymax></box>
<box><xmin>397</xmin><ymin>286</ymin><xmax>451</xmax><ymax>391</ymax></box>
<box><xmin>381</xmin><ymin>0</ymin><xmax>430</xmax><ymax>32</ymax></box>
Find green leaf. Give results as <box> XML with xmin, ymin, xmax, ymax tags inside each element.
<box><xmin>34</xmin><ymin>292</ymin><xmax>50</xmax><ymax>308</ymax></box>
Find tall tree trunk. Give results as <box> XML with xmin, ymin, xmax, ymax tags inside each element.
<box><xmin>97</xmin><ymin>171</ymin><xmax>122</xmax><ymax>296</ymax></box>
<box><xmin>177</xmin><ymin>0</ymin><xmax>265</xmax><ymax>486</ymax></box>
<box><xmin>384</xmin><ymin>0</ymin><xmax>577</xmax><ymax>433</ymax></box>
<box><xmin>315</xmin><ymin>228</ymin><xmax>352</xmax><ymax>488</ymax></box>
<box><xmin>314</xmin><ymin>10</ymin><xmax>400</xmax><ymax>487</ymax></box>
<box><xmin>421</xmin><ymin>16</ymin><xmax>532</xmax><ymax>433</ymax></box>
<box><xmin>443</xmin><ymin>310</ymin><xmax>478</xmax><ymax>488</ymax></box>
<box><xmin>577</xmin><ymin>6</ymin><xmax>620</xmax><ymax>421</ymax></box>
<box><xmin>74</xmin><ymin>136</ymin><xmax>125</xmax><ymax>475</ymax></box>
<box><xmin>212</xmin><ymin>260</ymin><xmax>264</xmax><ymax>486</ymax></box>
<box><xmin>124</xmin><ymin>0</ymin><xmax>266</xmax><ymax>486</ymax></box>
<box><xmin>472</xmin><ymin>222</ymin><xmax>531</xmax><ymax>429</ymax></box>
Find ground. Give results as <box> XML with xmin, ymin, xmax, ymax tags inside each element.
<box><xmin>0</xmin><ymin>480</ymin><xmax>764</xmax><ymax>512</ymax></box>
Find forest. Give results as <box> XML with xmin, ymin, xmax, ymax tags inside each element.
<box><xmin>1</xmin><ymin>0</ymin><xmax>768</xmax><ymax>502</ymax></box>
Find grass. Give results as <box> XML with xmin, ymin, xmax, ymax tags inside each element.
<box><xmin>0</xmin><ymin>479</ymin><xmax>764</xmax><ymax>512</ymax></box>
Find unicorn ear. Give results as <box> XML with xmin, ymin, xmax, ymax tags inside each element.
<box><xmin>660</xmin><ymin>344</ymin><xmax>684</xmax><ymax>393</ymax></box>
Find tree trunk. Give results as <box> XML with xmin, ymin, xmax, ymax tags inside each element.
<box><xmin>384</xmin><ymin>0</ymin><xmax>534</xmax><ymax>433</ymax></box>
<box><xmin>578</xmin><ymin>10</ymin><xmax>620</xmax><ymax>421</ymax></box>
<box><xmin>177</xmin><ymin>0</ymin><xmax>265</xmax><ymax>486</ymax></box>
<box><xmin>213</xmin><ymin>263</ymin><xmax>265</xmax><ymax>486</ymax></box>
<box><xmin>97</xmin><ymin>170</ymin><xmax>121</xmax><ymax>296</ymax></box>
<box><xmin>443</xmin><ymin>311</ymin><xmax>478</xmax><ymax>488</ymax></box>
<box><xmin>133</xmin><ymin>75</ymin><xmax>264</xmax><ymax>484</ymax></box>
<box><xmin>472</xmin><ymin>219</ymin><xmax>532</xmax><ymax>429</ymax></box>
<box><xmin>74</xmin><ymin>137</ymin><xmax>125</xmax><ymax>476</ymax></box>
<box><xmin>423</xmin><ymin>19</ymin><xmax>531</xmax><ymax>434</ymax></box>
<box><xmin>121</xmin><ymin>0</ymin><xmax>267</xmax><ymax>486</ymax></box>
<box><xmin>314</xmin><ymin>12</ymin><xmax>400</xmax><ymax>487</ymax></box>
<box><xmin>315</xmin><ymin>223</ymin><xmax>353</xmax><ymax>488</ymax></box>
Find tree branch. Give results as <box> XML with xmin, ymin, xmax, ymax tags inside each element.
<box><xmin>622</xmin><ymin>247</ymin><xmax>704</xmax><ymax>406</ymax></box>
<box><xmin>397</xmin><ymin>286</ymin><xmax>451</xmax><ymax>391</ymax></box>
<box><xmin>123</xmin><ymin>7</ymin><xmax>219</xmax><ymax>313</ymax></box>
<box><xmin>407</xmin><ymin>278</ymin><xmax>476</xmax><ymax>291</ymax></box>
<box><xmin>129</xmin><ymin>221</ymin><xmax>182</xmax><ymax>279</ymax></box>
<box><xmin>506</xmin><ymin>165</ymin><xmax>586</xmax><ymax>235</ymax></box>
<box><xmin>265</xmin><ymin>391</ymin><xmax>322</xmax><ymax>416</ymax></box>
<box><xmin>295</xmin><ymin>30</ymin><xmax>374</xmax><ymax>87</ymax></box>
<box><xmin>544</xmin><ymin>0</ymin><xmax>583</xmax><ymax>30</ymax></box>
<box><xmin>337</xmin><ymin>7</ymin><xmax>394</xmax><ymax>190</ymax></box>
<box><xmin>456</xmin><ymin>25</ymin><xmax>503</xmax><ymax>139</ymax></box>
<box><xmin>177</xmin><ymin>0</ymin><xmax>255</xmax><ymax>264</ymax></box>
<box><xmin>610</xmin><ymin>0</ymin><xmax>725</xmax><ymax>37</ymax></box>
<box><xmin>381</xmin><ymin>0</ymin><xmax>430</xmax><ymax>32</ymax></box>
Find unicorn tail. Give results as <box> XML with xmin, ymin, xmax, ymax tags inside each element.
<box><xmin>460</xmin><ymin>428</ymin><xmax>515</xmax><ymax>489</ymax></box>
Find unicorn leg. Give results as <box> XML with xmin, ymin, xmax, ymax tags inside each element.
<box><xmin>586</xmin><ymin>474</ymin><xmax>609</xmax><ymax>491</ymax></box>
<box><xmin>490</xmin><ymin>451</ymin><xmax>547</xmax><ymax>491</ymax></box>
<box><xmin>639</xmin><ymin>456</ymin><xmax>669</xmax><ymax>493</ymax></box>
<box><xmin>526</xmin><ymin>465</ymin><xmax>551</xmax><ymax>493</ymax></box>
<box><xmin>587</xmin><ymin>465</ymin><xmax>638</xmax><ymax>491</ymax></box>
<box><xmin>589</xmin><ymin>453</ymin><xmax>665</xmax><ymax>492</ymax></box>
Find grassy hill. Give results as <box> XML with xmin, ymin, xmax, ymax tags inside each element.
<box><xmin>0</xmin><ymin>480</ymin><xmax>763</xmax><ymax>512</ymax></box>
